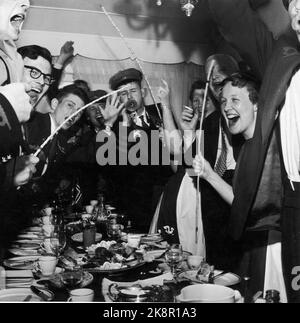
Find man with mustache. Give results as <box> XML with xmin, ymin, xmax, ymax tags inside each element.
<box><xmin>208</xmin><ymin>0</ymin><xmax>300</xmax><ymax>302</ymax></box>
<box><xmin>99</xmin><ymin>68</ymin><xmax>172</xmax><ymax>232</ymax></box>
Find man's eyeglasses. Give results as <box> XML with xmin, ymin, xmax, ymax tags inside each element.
<box><xmin>24</xmin><ymin>65</ymin><xmax>53</xmax><ymax>86</ymax></box>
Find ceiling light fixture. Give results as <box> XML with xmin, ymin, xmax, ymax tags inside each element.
<box><xmin>156</xmin><ymin>0</ymin><xmax>198</xmax><ymax>17</ymax></box>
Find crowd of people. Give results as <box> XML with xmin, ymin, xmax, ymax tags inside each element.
<box><xmin>1</xmin><ymin>0</ymin><xmax>300</xmax><ymax>303</ymax></box>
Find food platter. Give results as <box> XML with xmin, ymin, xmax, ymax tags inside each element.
<box><xmin>85</xmin><ymin>259</ymin><xmax>146</xmax><ymax>275</ymax></box>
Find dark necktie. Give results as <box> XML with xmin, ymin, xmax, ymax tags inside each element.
<box><xmin>214</xmin><ymin>128</ymin><xmax>227</xmax><ymax>177</ymax></box>
<box><xmin>139</xmin><ymin>115</ymin><xmax>149</xmax><ymax>129</ymax></box>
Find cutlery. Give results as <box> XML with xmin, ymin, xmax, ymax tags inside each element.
<box><xmin>30</xmin><ymin>286</ymin><xmax>51</xmax><ymax>302</ymax></box>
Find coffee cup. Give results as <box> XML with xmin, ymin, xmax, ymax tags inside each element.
<box><xmin>90</xmin><ymin>200</ymin><xmax>98</xmax><ymax>207</ymax></box>
<box><xmin>67</xmin><ymin>288</ymin><xmax>94</xmax><ymax>302</ymax></box>
<box><xmin>43</xmin><ymin>207</ymin><xmax>52</xmax><ymax>217</ymax></box>
<box><xmin>85</xmin><ymin>205</ymin><xmax>94</xmax><ymax>214</ymax></box>
<box><xmin>40</xmin><ymin>237</ymin><xmax>53</xmax><ymax>254</ymax></box>
<box><xmin>42</xmin><ymin>216</ymin><xmax>51</xmax><ymax>225</ymax></box>
<box><xmin>42</xmin><ymin>224</ymin><xmax>54</xmax><ymax>237</ymax></box>
<box><xmin>127</xmin><ymin>234</ymin><xmax>142</xmax><ymax>249</ymax></box>
<box><xmin>176</xmin><ymin>284</ymin><xmax>241</xmax><ymax>303</ymax></box>
<box><xmin>36</xmin><ymin>256</ymin><xmax>57</xmax><ymax>276</ymax></box>
<box><xmin>187</xmin><ymin>255</ymin><xmax>204</xmax><ymax>270</ymax></box>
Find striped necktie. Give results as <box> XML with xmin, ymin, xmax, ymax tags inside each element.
<box><xmin>214</xmin><ymin>128</ymin><xmax>227</xmax><ymax>177</ymax></box>
<box><xmin>139</xmin><ymin>115</ymin><xmax>149</xmax><ymax>129</ymax></box>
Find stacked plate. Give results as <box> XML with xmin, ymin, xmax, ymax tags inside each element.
<box><xmin>5</xmin><ymin>270</ymin><xmax>34</xmax><ymax>289</ymax></box>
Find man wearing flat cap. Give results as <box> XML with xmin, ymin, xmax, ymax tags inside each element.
<box><xmin>208</xmin><ymin>0</ymin><xmax>300</xmax><ymax>302</ymax></box>
<box><xmin>98</xmin><ymin>68</ymin><xmax>172</xmax><ymax>232</ymax></box>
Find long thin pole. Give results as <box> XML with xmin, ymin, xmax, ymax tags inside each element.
<box><xmin>195</xmin><ymin>61</ymin><xmax>214</xmax><ymax>244</ymax></box>
<box><xmin>101</xmin><ymin>5</ymin><xmax>162</xmax><ymax>122</ymax></box>
<box><xmin>33</xmin><ymin>88</ymin><xmax>127</xmax><ymax>157</ymax></box>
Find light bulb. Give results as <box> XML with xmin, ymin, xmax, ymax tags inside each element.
<box><xmin>156</xmin><ymin>0</ymin><xmax>162</xmax><ymax>6</ymax></box>
<box><xmin>182</xmin><ymin>2</ymin><xmax>195</xmax><ymax>17</ymax></box>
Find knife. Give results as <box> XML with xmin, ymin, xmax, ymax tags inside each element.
<box><xmin>30</xmin><ymin>286</ymin><xmax>52</xmax><ymax>302</ymax></box>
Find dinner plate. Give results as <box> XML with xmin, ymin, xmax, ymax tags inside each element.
<box><xmin>23</xmin><ymin>226</ymin><xmax>42</xmax><ymax>233</ymax></box>
<box><xmin>11</xmin><ymin>243</ymin><xmax>40</xmax><ymax>250</ymax></box>
<box><xmin>213</xmin><ymin>271</ymin><xmax>241</xmax><ymax>287</ymax></box>
<box><xmin>71</xmin><ymin>232</ymin><xmax>102</xmax><ymax>243</ymax></box>
<box><xmin>49</xmin><ymin>271</ymin><xmax>93</xmax><ymax>289</ymax></box>
<box><xmin>85</xmin><ymin>259</ymin><xmax>146</xmax><ymax>275</ymax></box>
<box><xmin>0</xmin><ymin>288</ymin><xmax>53</xmax><ymax>302</ymax></box>
<box><xmin>178</xmin><ymin>270</ymin><xmax>241</xmax><ymax>287</ymax></box>
<box><xmin>3</xmin><ymin>256</ymin><xmax>40</xmax><ymax>270</ymax></box>
<box><xmin>8</xmin><ymin>248</ymin><xmax>40</xmax><ymax>256</ymax></box>
<box><xmin>141</xmin><ymin>234</ymin><xmax>163</xmax><ymax>243</ymax></box>
<box><xmin>15</xmin><ymin>239</ymin><xmax>43</xmax><ymax>244</ymax></box>
<box><xmin>17</xmin><ymin>233</ymin><xmax>42</xmax><ymax>240</ymax></box>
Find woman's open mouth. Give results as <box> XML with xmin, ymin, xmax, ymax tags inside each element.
<box><xmin>227</xmin><ymin>114</ymin><xmax>240</xmax><ymax>127</ymax></box>
<box><xmin>10</xmin><ymin>14</ymin><xmax>25</xmax><ymax>33</ymax></box>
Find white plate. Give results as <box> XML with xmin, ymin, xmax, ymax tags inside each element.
<box><xmin>23</xmin><ymin>226</ymin><xmax>42</xmax><ymax>233</ymax></box>
<box><xmin>17</xmin><ymin>233</ymin><xmax>41</xmax><ymax>240</ymax></box>
<box><xmin>0</xmin><ymin>288</ymin><xmax>53</xmax><ymax>302</ymax></box>
<box><xmin>15</xmin><ymin>239</ymin><xmax>43</xmax><ymax>244</ymax></box>
<box><xmin>178</xmin><ymin>270</ymin><xmax>241</xmax><ymax>287</ymax></box>
<box><xmin>214</xmin><ymin>272</ymin><xmax>241</xmax><ymax>287</ymax></box>
<box><xmin>3</xmin><ymin>256</ymin><xmax>40</xmax><ymax>270</ymax></box>
<box><xmin>11</xmin><ymin>243</ymin><xmax>40</xmax><ymax>250</ymax></box>
<box><xmin>9</xmin><ymin>248</ymin><xmax>40</xmax><ymax>256</ymax></box>
<box><xmin>71</xmin><ymin>232</ymin><xmax>102</xmax><ymax>243</ymax></box>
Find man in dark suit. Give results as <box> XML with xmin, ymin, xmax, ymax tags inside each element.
<box><xmin>97</xmin><ymin>68</ymin><xmax>172</xmax><ymax>232</ymax></box>
<box><xmin>208</xmin><ymin>0</ymin><xmax>300</xmax><ymax>302</ymax></box>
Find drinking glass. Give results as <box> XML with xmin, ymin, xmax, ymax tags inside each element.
<box><xmin>49</xmin><ymin>226</ymin><xmax>67</xmax><ymax>256</ymax></box>
<box><xmin>61</xmin><ymin>271</ymin><xmax>84</xmax><ymax>291</ymax></box>
<box><xmin>165</xmin><ymin>244</ymin><xmax>183</xmax><ymax>277</ymax></box>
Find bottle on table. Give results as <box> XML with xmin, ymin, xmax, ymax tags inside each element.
<box><xmin>83</xmin><ymin>221</ymin><xmax>96</xmax><ymax>249</ymax></box>
<box><xmin>265</xmin><ymin>290</ymin><xmax>280</xmax><ymax>303</ymax></box>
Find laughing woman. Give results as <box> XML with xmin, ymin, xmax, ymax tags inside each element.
<box><xmin>193</xmin><ymin>74</ymin><xmax>287</xmax><ymax>302</ymax></box>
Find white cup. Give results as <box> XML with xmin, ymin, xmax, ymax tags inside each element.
<box><xmin>127</xmin><ymin>234</ymin><xmax>142</xmax><ymax>249</ymax></box>
<box><xmin>42</xmin><ymin>224</ymin><xmax>54</xmax><ymax>237</ymax></box>
<box><xmin>85</xmin><ymin>205</ymin><xmax>94</xmax><ymax>214</ymax></box>
<box><xmin>187</xmin><ymin>255</ymin><xmax>204</xmax><ymax>270</ymax></box>
<box><xmin>68</xmin><ymin>288</ymin><xmax>94</xmax><ymax>302</ymax></box>
<box><xmin>43</xmin><ymin>207</ymin><xmax>52</xmax><ymax>217</ymax></box>
<box><xmin>42</xmin><ymin>216</ymin><xmax>51</xmax><ymax>225</ymax></box>
<box><xmin>37</xmin><ymin>256</ymin><xmax>57</xmax><ymax>276</ymax></box>
<box><xmin>90</xmin><ymin>200</ymin><xmax>98</xmax><ymax>207</ymax></box>
<box><xmin>176</xmin><ymin>284</ymin><xmax>241</xmax><ymax>303</ymax></box>
<box><xmin>41</xmin><ymin>237</ymin><xmax>53</xmax><ymax>254</ymax></box>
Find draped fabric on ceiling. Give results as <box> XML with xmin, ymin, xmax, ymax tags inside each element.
<box><xmin>70</xmin><ymin>54</ymin><xmax>204</xmax><ymax>124</ymax></box>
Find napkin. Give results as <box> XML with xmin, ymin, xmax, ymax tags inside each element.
<box><xmin>102</xmin><ymin>272</ymin><xmax>173</xmax><ymax>302</ymax></box>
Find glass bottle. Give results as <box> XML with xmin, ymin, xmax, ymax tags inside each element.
<box><xmin>83</xmin><ymin>221</ymin><xmax>96</xmax><ymax>249</ymax></box>
<box><xmin>265</xmin><ymin>290</ymin><xmax>280</xmax><ymax>303</ymax></box>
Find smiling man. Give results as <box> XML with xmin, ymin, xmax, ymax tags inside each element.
<box><xmin>18</xmin><ymin>45</ymin><xmax>53</xmax><ymax>109</ymax></box>
<box><xmin>24</xmin><ymin>84</ymin><xmax>89</xmax><ymax>178</ymax></box>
